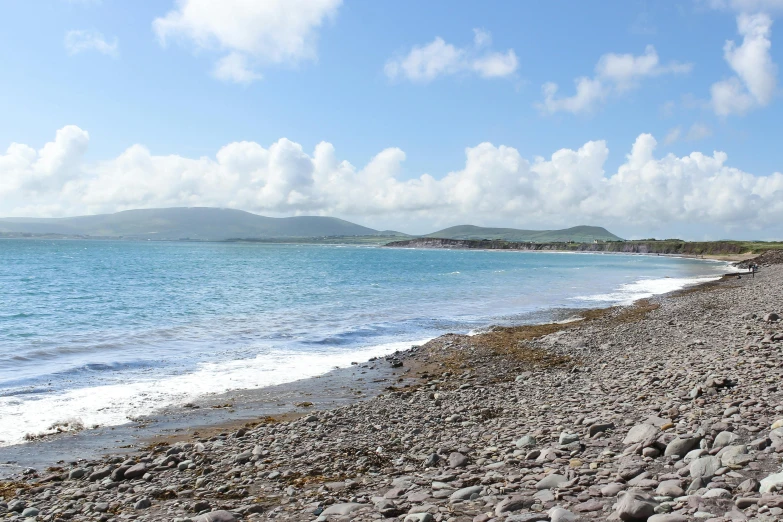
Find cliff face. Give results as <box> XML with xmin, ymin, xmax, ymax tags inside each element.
<box><xmin>385</xmin><ymin>237</ymin><xmax>750</xmax><ymax>255</ymax></box>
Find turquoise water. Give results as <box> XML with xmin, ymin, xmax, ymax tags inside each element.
<box><xmin>0</xmin><ymin>239</ymin><xmax>727</xmax><ymax>446</ymax></box>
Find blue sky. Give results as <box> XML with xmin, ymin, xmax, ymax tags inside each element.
<box><xmin>0</xmin><ymin>0</ymin><xmax>781</xmax><ymax>239</ymax></box>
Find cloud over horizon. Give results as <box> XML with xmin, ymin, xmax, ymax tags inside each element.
<box><xmin>1</xmin><ymin>126</ymin><xmax>782</xmax><ymax>239</ymax></box>
<box><xmin>711</xmin><ymin>12</ymin><xmax>778</xmax><ymax>116</ymax></box>
<box><xmin>538</xmin><ymin>45</ymin><xmax>692</xmax><ymax>114</ymax></box>
<box><xmin>64</xmin><ymin>30</ymin><xmax>118</xmax><ymax>58</ymax></box>
<box><xmin>384</xmin><ymin>29</ymin><xmax>518</xmax><ymax>83</ymax></box>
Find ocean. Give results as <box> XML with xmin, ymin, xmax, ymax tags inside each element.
<box><xmin>0</xmin><ymin>239</ymin><xmax>729</xmax><ymax>447</ymax></box>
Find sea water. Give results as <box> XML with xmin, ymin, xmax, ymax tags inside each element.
<box><xmin>0</xmin><ymin>239</ymin><xmax>729</xmax><ymax>446</ymax></box>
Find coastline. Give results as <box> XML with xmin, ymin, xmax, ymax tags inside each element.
<box><xmin>3</xmin><ymin>257</ymin><xmax>780</xmax><ymax>521</ymax></box>
<box><xmin>0</xmin><ymin>257</ymin><xmax>731</xmax><ymax>472</ymax></box>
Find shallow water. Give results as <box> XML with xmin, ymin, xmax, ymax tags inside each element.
<box><xmin>0</xmin><ymin>239</ymin><xmax>728</xmax><ymax>446</ymax></box>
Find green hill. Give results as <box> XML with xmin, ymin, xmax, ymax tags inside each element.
<box><xmin>0</xmin><ymin>207</ymin><xmax>398</xmax><ymax>241</ymax></box>
<box><xmin>425</xmin><ymin>225</ymin><xmax>622</xmax><ymax>242</ymax></box>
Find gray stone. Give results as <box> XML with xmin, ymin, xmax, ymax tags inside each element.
<box><xmin>656</xmin><ymin>480</ymin><xmax>684</xmax><ymax>498</ymax></box>
<box><xmin>88</xmin><ymin>466</ymin><xmax>112</xmax><ymax>482</ymax></box>
<box><xmin>68</xmin><ymin>468</ymin><xmax>87</xmax><ymax>479</ymax></box>
<box><xmin>423</xmin><ymin>453</ymin><xmax>439</xmax><ymax>467</ymax></box>
<box><xmin>735</xmin><ymin>498</ymin><xmax>759</xmax><ymax>508</ymax></box>
<box><xmin>20</xmin><ymin>507</ymin><xmax>39</xmax><ymax>517</ymax></box>
<box><xmin>536</xmin><ymin>473</ymin><xmax>568</xmax><ymax>490</ymax></box>
<box><xmin>601</xmin><ymin>483</ymin><xmax>626</xmax><ymax>497</ymax></box>
<box><xmin>713</xmin><ymin>431</ymin><xmax>738</xmax><ymax>448</ymax></box>
<box><xmin>648</xmin><ymin>515</ymin><xmax>689</xmax><ymax>522</ymax></box>
<box><xmin>664</xmin><ymin>436</ymin><xmax>701</xmax><ymax>457</ymax></box>
<box><xmin>760</xmin><ymin>471</ymin><xmax>783</xmax><ymax>494</ymax></box>
<box><xmin>623</xmin><ymin>424</ymin><xmax>659</xmax><ymax>446</ymax></box>
<box><xmin>7</xmin><ymin>500</ymin><xmax>25</xmax><ymax>512</ymax></box>
<box><xmin>515</xmin><ymin>435</ymin><xmax>537</xmax><ymax>448</ymax></box>
<box><xmin>615</xmin><ymin>489</ymin><xmax>658</xmax><ymax>521</ymax></box>
<box><xmin>690</xmin><ymin>455</ymin><xmax>721</xmax><ymax>481</ymax></box>
<box><xmin>702</xmin><ymin>488</ymin><xmax>731</xmax><ymax>499</ymax></box>
<box><xmin>720</xmin><ymin>444</ymin><xmax>750</xmax><ymax>468</ymax></box>
<box><xmin>449</xmin><ymin>485</ymin><xmax>483</xmax><ymax>501</ymax></box>
<box><xmin>738</xmin><ymin>478</ymin><xmax>760</xmax><ymax>493</ymax></box>
<box><xmin>233</xmin><ymin>450</ymin><xmax>252</xmax><ymax>463</ymax></box>
<box><xmin>559</xmin><ymin>432</ymin><xmax>579</xmax><ymax>445</ymax></box>
<box><xmin>448</xmin><ymin>452</ymin><xmax>468</xmax><ymax>468</ymax></box>
<box><xmin>123</xmin><ymin>462</ymin><xmax>148</xmax><ymax>480</ymax></box>
<box><xmin>588</xmin><ymin>422</ymin><xmax>614</xmax><ymax>437</ymax></box>
<box><xmin>759</xmin><ymin>494</ymin><xmax>783</xmax><ymax>508</ymax></box>
<box><xmin>404</xmin><ymin>514</ymin><xmax>434</xmax><ymax>522</ymax></box>
<box><xmin>505</xmin><ymin>514</ymin><xmax>550</xmax><ymax>522</ymax></box>
<box><xmin>494</xmin><ymin>496</ymin><xmax>534</xmax><ymax>515</ymax></box>
<box><xmin>549</xmin><ymin>507</ymin><xmax>578</xmax><ymax>522</ymax></box>
<box><xmin>321</xmin><ymin>503</ymin><xmax>367</xmax><ymax>515</ymax></box>
<box><xmin>617</xmin><ymin>458</ymin><xmax>646</xmax><ymax>480</ymax></box>
<box><xmin>192</xmin><ymin>511</ymin><xmax>238</xmax><ymax>522</ymax></box>
<box><xmin>134</xmin><ymin>497</ymin><xmax>151</xmax><ymax>509</ymax></box>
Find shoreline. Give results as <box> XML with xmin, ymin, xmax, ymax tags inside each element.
<box><xmin>3</xmin><ymin>257</ymin><xmax>780</xmax><ymax>521</ymax></box>
<box><xmin>0</xmin><ymin>257</ymin><xmax>733</xmax><ymax>470</ymax></box>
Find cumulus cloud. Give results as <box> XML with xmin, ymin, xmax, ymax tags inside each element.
<box><xmin>153</xmin><ymin>0</ymin><xmax>341</xmax><ymax>83</ymax></box>
<box><xmin>538</xmin><ymin>45</ymin><xmax>692</xmax><ymax>114</ymax></box>
<box><xmin>384</xmin><ymin>29</ymin><xmax>518</xmax><ymax>83</ymax></box>
<box><xmin>711</xmin><ymin>13</ymin><xmax>778</xmax><ymax>116</ymax></box>
<box><xmin>2</xmin><ymin>126</ymin><xmax>782</xmax><ymax>236</ymax></box>
<box><xmin>64</xmin><ymin>30</ymin><xmax>118</xmax><ymax>58</ymax></box>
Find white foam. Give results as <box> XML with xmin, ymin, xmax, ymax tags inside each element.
<box><xmin>573</xmin><ymin>275</ymin><xmax>721</xmax><ymax>305</ymax></box>
<box><xmin>0</xmin><ymin>338</ymin><xmax>431</xmax><ymax>447</ymax></box>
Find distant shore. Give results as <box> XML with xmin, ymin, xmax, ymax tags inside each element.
<box><xmin>384</xmin><ymin>236</ymin><xmax>782</xmax><ymax>258</ymax></box>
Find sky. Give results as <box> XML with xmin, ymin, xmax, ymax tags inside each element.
<box><xmin>0</xmin><ymin>0</ymin><xmax>782</xmax><ymax>240</ymax></box>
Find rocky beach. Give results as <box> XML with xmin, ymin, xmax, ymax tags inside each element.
<box><xmin>2</xmin><ymin>253</ymin><xmax>783</xmax><ymax>522</ymax></box>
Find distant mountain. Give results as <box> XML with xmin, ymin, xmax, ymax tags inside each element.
<box><xmin>0</xmin><ymin>207</ymin><xmax>407</xmax><ymax>241</ymax></box>
<box><xmin>425</xmin><ymin>225</ymin><xmax>622</xmax><ymax>242</ymax></box>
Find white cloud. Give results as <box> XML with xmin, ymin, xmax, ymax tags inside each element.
<box><xmin>384</xmin><ymin>30</ymin><xmax>518</xmax><ymax>83</ymax></box>
<box><xmin>64</xmin><ymin>30</ymin><xmax>118</xmax><ymax>58</ymax></box>
<box><xmin>2</xmin><ymin>126</ymin><xmax>783</xmax><ymax>237</ymax></box>
<box><xmin>538</xmin><ymin>45</ymin><xmax>691</xmax><ymax>114</ymax></box>
<box><xmin>212</xmin><ymin>52</ymin><xmax>263</xmax><ymax>84</ymax></box>
<box><xmin>153</xmin><ymin>0</ymin><xmax>341</xmax><ymax>83</ymax></box>
<box><xmin>711</xmin><ymin>13</ymin><xmax>777</xmax><ymax>115</ymax></box>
